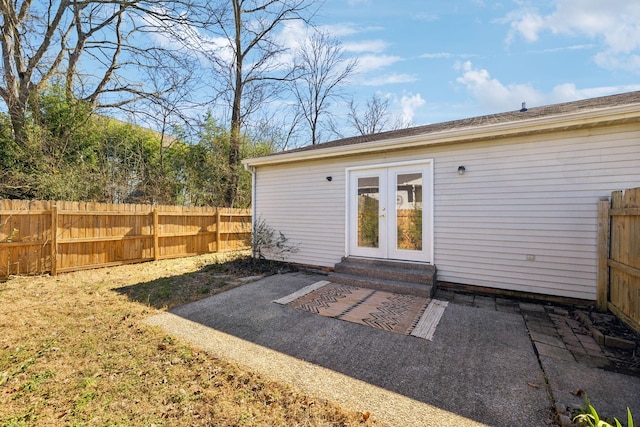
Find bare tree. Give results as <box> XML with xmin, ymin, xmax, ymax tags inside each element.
<box><xmin>187</xmin><ymin>0</ymin><xmax>316</xmax><ymax>206</ymax></box>
<box><xmin>0</xmin><ymin>0</ymin><xmax>193</xmax><ymax>146</ymax></box>
<box><xmin>291</xmin><ymin>29</ymin><xmax>357</xmax><ymax>145</ymax></box>
<box><xmin>249</xmin><ymin>109</ymin><xmax>303</xmax><ymax>152</ymax></box>
<box><xmin>347</xmin><ymin>93</ymin><xmax>394</xmax><ymax>136</ymax></box>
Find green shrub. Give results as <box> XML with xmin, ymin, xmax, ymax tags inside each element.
<box><xmin>574</xmin><ymin>396</ymin><xmax>634</xmax><ymax>427</ymax></box>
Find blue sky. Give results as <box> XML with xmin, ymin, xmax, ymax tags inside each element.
<box><xmin>307</xmin><ymin>0</ymin><xmax>640</xmax><ymax>127</ymax></box>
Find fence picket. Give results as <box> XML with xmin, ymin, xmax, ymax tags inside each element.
<box><xmin>0</xmin><ymin>200</ymin><xmax>251</xmax><ymax>280</ymax></box>
<box><xmin>599</xmin><ymin>187</ymin><xmax>640</xmax><ymax>333</ymax></box>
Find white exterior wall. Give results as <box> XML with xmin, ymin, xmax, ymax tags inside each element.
<box><xmin>253</xmin><ymin>124</ymin><xmax>640</xmax><ymax>300</ymax></box>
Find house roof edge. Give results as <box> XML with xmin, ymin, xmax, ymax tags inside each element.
<box><xmin>244</xmin><ymin>98</ymin><xmax>640</xmax><ymax>168</ymax></box>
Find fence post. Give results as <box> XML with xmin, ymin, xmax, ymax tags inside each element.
<box><xmin>216</xmin><ymin>209</ymin><xmax>222</xmax><ymax>253</ymax></box>
<box><xmin>50</xmin><ymin>203</ymin><xmax>58</xmax><ymax>276</ymax></box>
<box><xmin>596</xmin><ymin>198</ymin><xmax>610</xmax><ymax>312</ymax></box>
<box><xmin>153</xmin><ymin>208</ymin><xmax>159</xmax><ymax>261</ymax></box>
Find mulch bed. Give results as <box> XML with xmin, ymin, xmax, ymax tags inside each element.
<box><xmin>573</xmin><ymin>309</ymin><xmax>640</xmax><ymax>376</ymax></box>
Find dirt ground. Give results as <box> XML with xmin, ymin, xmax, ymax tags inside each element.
<box><xmin>575</xmin><ymin>309</ymin><xmax>640</xmax><ymax>377</ymax></box>
<box><xmin>0</xmin><ymin>252</ymin><xmax>379</xmax><ymax>426</ymax></box>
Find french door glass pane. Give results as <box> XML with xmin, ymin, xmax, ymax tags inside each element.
<box><xmin>357</xmin><ymin>176</ymin><xmax>379</xmax><ymax>248</ymax></box>
<box><xmin>396</xmin><ymin>173</ymin><xmax>422</xmax><ymax>251</ymax></box>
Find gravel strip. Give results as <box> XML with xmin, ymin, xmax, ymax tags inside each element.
<box><xmin>145</xmin><ymin>312</ymin><xmax>488</xmax><ymax>427</ymax></box>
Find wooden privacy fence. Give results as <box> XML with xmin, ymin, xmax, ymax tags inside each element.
<box><xmin>0</xmin><ymin>200</ymin><xmax>251</xmax><ymax>279</ymax></box>
<box><xmin>597</xmin><ymin>187</ymin><xmax>640</xmax><ymax>333</ymax></box>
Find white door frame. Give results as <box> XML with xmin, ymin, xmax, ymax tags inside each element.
<box><xmin>347</xmin><ymin>168</ymin><xmax>388</xmax><ymax>259</ymax></box>
<box><xmin>345</xmin><ymin>159</ymin><xmax>434</xmax><ymax>263</ymax></box>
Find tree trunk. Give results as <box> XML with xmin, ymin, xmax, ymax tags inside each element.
<box><xmin>8</xmin><ymin>100</ymin><xmax>29</xmax><ymax>147</ymax></box>
<box><xmin>226</xmin><ymin>0</ymin><xmax>243</xmax><ymax>207</ymax></box>
<box><xmin>227</xmin><ymin>114</ymin><xmax>241</xmax><ymax>207</ymax></box>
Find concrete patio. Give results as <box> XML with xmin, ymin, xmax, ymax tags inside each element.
<box><xmin>145</xmin><ymin>272</ymin><xmax>640</xmax><ymax>426</ymax></box>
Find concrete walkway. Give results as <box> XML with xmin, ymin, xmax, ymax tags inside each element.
<box><xmin>145</xmin><ymin>272</ymin><xmax>640</xmax><ymax>427</ymax></box>
<box><xmin>436</xmin><ymin>289</ymin><xmax>640</xmax><ymax>426</ymax></box>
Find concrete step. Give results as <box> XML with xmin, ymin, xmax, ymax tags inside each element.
<box><xmin>328</xmin><ymin>257</ymin><xmax>437</xmax><ymax>298</ymax></box>
<box><xmin>342</xmin><ymin>256</ymin><xmax>436</xmax><ymax>271</ymax></box>
<box><xmin>327</xmin><ymin>272</ymin><xmax>434</xmax><ymax>298</ymax></box>
<box><xmin>334</xmin><ymin>261</ymin><xmax>435</xmax><ymax>285</ymax></box>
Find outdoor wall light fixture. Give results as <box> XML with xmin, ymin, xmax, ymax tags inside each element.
<box><xmin>457</xmin><ymin>166</ymin><xmax>466</xmax><ymax>175</ymax></box>
<box><xmin>326</xmin><ymin>176</ymin><xmax>333</xmax><ymax>181</ymax></box>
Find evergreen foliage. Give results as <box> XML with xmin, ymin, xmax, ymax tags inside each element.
<box><xmin>0</xmin><ymin>88</ymin><xmax>272</xmax><ymax>206</ymax></box>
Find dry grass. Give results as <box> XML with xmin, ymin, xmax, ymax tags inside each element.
<box><xmin>0</xmin><ymin>253</ymin><xmax>379</xmax><ymax>426</ymax></box>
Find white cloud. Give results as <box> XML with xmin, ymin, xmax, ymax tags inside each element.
<box><xmin>455</xmin><ymin>61</ymin><xmax>543</xmax><ymax>110</ymax></box>
<box><xmin>594</xmin><ymin>52</ymin><xmax>640</xmax><ymax>72</ymax></box>
<box><xmin>307</xmin><ymin>20</ymin><xmax>403</xmax><ymax>84</ymax></box>
<box><xmin>279</xmin><ymin>21</ymin><xmax>393</xmax><ymax>77</ymax></box>
<box><xmin>414</xmin><ymin>13</ymin><xmax>439</xmax><ymax>22</ymax></box>
<box><xmin>316</xmin><ymin>23</ymin><xmax>364</xmax><ymax>38</ymax></box>
<box><xmin>356</xmin><ymin>54</ymin><xmax>403</xmax><ymax>73</ymax></box>
<box><xmin>373</xmin><ymin>91</ymin><xmax>426</xmax><ymax>126</ymax></box>
<box><xmin>278</xmin><ymin>20</ymin><xmax>310</xmax><ymax>51</ymax></box>
<box><xmin>455</xmin><ymin>61</ymin><xmax>640</xmax><ymax>111</ymax></box>
<box><xmin>533</xmin><ymin>44</ymin><xmax>595</xmax><ymax>54</ymax></box>
<box><xmin>397</xmin><ymin>93</ymin><xmax>426</xmax><ymax>125</ymax></box>
<box><xmin>421</xmin><ymin>52</ymin><xmax>478</xmax><ymax>59</ymax></box>
<box><xmin>141</xmin><ymin>6</ymin><xmax>234</xmax><ymax>64</ymax></box>
<box><xmin>421</xmin><ymin>52</ymin><xmax>453</xmax><ymax>59</ymax></box>
<box><xmin>517</xmin><ymin>12</ymin><xmax>544</xmax><ymax>42</ymax></box>
<box><xmin>545</xmin><ymin>83</ymin><xmax>640</xmax><ymax>100</ymax></box>
<box><xmin>504</xmin><ymin>0</ymin><xmax>640</xmax><ymax>71</ymax></box>
<box><xmin>343</xmin><ymin>39</ymin><xmax>389</xmax><ymax>53</ymax></box>
<box><xmin>361</xmin><ymin>73</ymin><xmax>417</xmax><ymax>86</ymax></box>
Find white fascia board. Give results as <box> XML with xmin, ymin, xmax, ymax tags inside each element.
<box><xmin>243</xmin><ymin>104</ymin><xmax>640</xmax><ymax>167</ymax></box>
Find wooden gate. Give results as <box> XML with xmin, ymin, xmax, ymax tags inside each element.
<box><xmin>597</xmin><ymin>187</ymin><xmax>640</xmax><ymax>333</ymax></box>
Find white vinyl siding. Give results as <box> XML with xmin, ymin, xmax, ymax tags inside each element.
<box><xmin>255</xmin><ymin>160</ymin><xmax>346</xmax><ymax>267</ymax></box>
<box><xmin>253</xmin><ymin>123</ymin><xmax>640</xmax><ymax>300</ymax></box>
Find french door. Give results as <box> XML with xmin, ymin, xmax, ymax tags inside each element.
<box><xmin>347</xmin><ymin>161</ymin><xmax>432</xmax><ymax>263</ymax></box>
